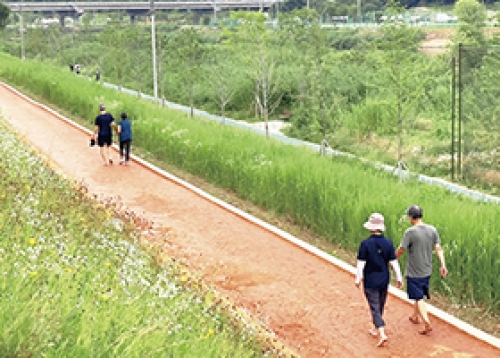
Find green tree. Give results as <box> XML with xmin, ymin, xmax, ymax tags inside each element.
<box><xmin>451</xmin><ymin>0</ymin><xmax>487</xmax><ymax>72</ymax></box>
<box><xmin>100</xmin><ymin>24</ymin><xmax>130</xmax><ymax>90</ymax></box>
<box><xmin>157</xmin><ymin>32</ymin><xmax>170</xmax><ymax>106</ymax></box>
<box><xmin>467</xmin><ymin>50</ymin><xmax>500</xmax><ymax>148</ymax></box>
<box><xmin>278</xmin><ymin>9</ymin><xmax>340</xmax><ymax>150</ymax></box>
<box><xmin>275</xmin><ymin>10</ymin><xmax>310</xmax><ymax>137</ymax></box>
<box><xmin>224</xmin><ymin>11</ymin><xmax>282</xmax><ymax>137</ymax></box>
<box><xmin>204</xmin><ymin>46</ymin><xmax>240</xmax><ymax>125</ymax></box>
<box><xmin>166</xmin><ymin>28</ymin><xmax>206</xmax><ymax>118</ymax></box>
<box><xmin>368</xmin><ymin>0</ymin><xmax>430</xmax><ymax>180</ymax></box>
<box><xmin>25</xmin><ymin>27</ymin><xmax>48</xmax><ymax>61</ymax></box>
<box><xmin>453</xmin><ymin>0</ymin><xmax>487</xmax><ymax>48</ymax></box>
<box><xmin>45</xmin><ymin>26</ymin><xmax>62</xmax><ymax>61</ymax></box>
<box><xmin>123</xmin><ymin>25</ymin><xmax>148</xmax><ymax>96</ymax></box>
<box><xmin>0</xmin><ymin>1</ymin><xmax>10</xmax><ymax>30</ymax></box>
<box><xmin>79</xmin><ymin>12</ymin><xmax>95</xmax><ymax>73</ymax></box>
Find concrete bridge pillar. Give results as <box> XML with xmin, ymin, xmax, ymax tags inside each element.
<box><xmin>126</xmin><ymin>10</ymin><xmax>148</xmax><ymax>24</ymax></box>
<box><xmin>192</xmin><ymin>11</ymin><xmax>204</xmax><ymax>25</ymax></box>
<box><xmin>59</xmin><ymin>13</ymin><xmax>65</xmax><ymax>28</ymax></box>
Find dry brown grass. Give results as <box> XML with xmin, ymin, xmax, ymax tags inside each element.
<box><xmin>420</xmin><ymin>27</ymin><xmax>500</xmax><ymax>56</ymax></box>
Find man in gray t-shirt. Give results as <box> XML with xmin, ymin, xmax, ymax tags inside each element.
<box><xmin>396</xmin><ymin>205</ymin><xmax>448</xmax><ymax>335</ymax></box>
<box><xmin>401</xmin><ymin>224</ymin><xmax>440</xmax><ymax>278</ymax></box>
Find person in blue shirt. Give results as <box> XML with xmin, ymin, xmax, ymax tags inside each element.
<box><xmin>92</xmin><ymin>104</ymin><xmax>116</xmax><ymax>166</ymax></box>
<box><xmin>355</xmin><ymin>213</ymin><xmax>403</xmax><ymax>348</ymax></box>
<box><xmin>117</xmin><ymin>112</ymin><xmax>132</xmax><ymax>165</ymax></box>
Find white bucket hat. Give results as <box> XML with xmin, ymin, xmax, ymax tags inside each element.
<box><xmin>363</xmin><ymin>213</ymin><xmax>385</xmax><ymax>232</ymax></box>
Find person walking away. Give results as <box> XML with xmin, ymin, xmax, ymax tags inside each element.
<box><xmin>396</xmin><ymin>204</ymin><xmax>448</xmax><ymax>335</ymax></box>
<box><xmin>355</xmin><ymin>213</ymin><xmax>403</xmax><ymax>348</ymax></box>
<box><xmin>92</xmin><ymin>104</ymin><xmax>116</xmax><ymax>166</ymax></box>
<box><xmin>117</xmin><ymin>112</ymin><xmax>132</xmax><ymax>165</ymax></box>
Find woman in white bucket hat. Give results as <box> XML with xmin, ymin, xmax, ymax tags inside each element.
<box><xmin>355</xmin><ymin>213</ymin><xmax>403</xmax><ymax>347</ymax></box>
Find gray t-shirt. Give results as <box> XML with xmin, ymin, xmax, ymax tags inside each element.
<box><xmin>400</xmin><ymin>223</ymin><xmax>440</xmax><ymax>278</ymax></box>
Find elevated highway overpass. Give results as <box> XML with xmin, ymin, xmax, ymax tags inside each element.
<box><xmin>6</xmin><ymin>1</ymin><xmax>279</xmax><ymax>26</ymax></box>
<box><xmin>6</xmin><ymin>1</ymin><xmax>278</xmax><ymax>14</ymax></box>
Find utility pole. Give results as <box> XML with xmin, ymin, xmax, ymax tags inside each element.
<box><xmin>451</xmin><ymin>56</ymin><xmax>456</xmax><ymax>180</ymax></box>
<box><xmin>213</xmin><ymin>0</ymin><xmax>217</xmax><ymax>26</ymax></box>
<box><xmin>20</xmin><ymin>0</ymin><xmax>25</xmax><ymax>60</ymax></box>
<box><xmin>457</xmin><ymin>43</ymin><xmax>462</xmax><ymax>179</ymax></box>
<box><xmin>150</xmin><ymin>0</ymin><xmax>158</xmax><ymax>99</ymax></box>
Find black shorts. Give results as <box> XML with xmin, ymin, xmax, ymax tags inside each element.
<box><xmin>98</xmin><ymin>135</ymin><xmax>112</xmax><ymax>147</ymax></box>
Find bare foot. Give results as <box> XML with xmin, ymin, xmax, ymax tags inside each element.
<box><xmin>377</xmin><ymin>335</ymin><xmax>388</xmax><ymax>347</ymax></box>
<box><xmin>409</xmin><ymin>316</ymin><xmax>420</xmax><ymax>324</ymax></box>
<box><xmin>419</xmin><ymin>323</ymin><xmax>433</xmax><ymax>335</ymax></box>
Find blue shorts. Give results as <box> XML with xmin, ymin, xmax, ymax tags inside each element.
<box><xmin>407</xmin><ymin>276</ymin><xmax>430</xmax><ymax>300</ymax></box>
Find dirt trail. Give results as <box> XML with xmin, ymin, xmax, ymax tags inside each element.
<box><xmin>1</xmin><ymin>83</ymin><xmax>499</xmax><ymax>357</ymax></box>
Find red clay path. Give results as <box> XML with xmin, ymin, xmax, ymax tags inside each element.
<box><xmin>1</xmin><ymin>83</ymin><xmax>499</xmax><ymax>358</ymax></box>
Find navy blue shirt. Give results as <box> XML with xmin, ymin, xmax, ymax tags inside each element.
<box><xmin>95</xmin><ymin>113</ymin><xmax>114</xmax><ymax>136</ymax></box>
<box><xmin>357</xmin><ymin>234</ymin><xmax>396</xmax><ymax>289</ymax></box>
<box><xmin>119</xmin><ymin>118</ymin><xmax>132</xmax><ymax>142</ymax></box>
